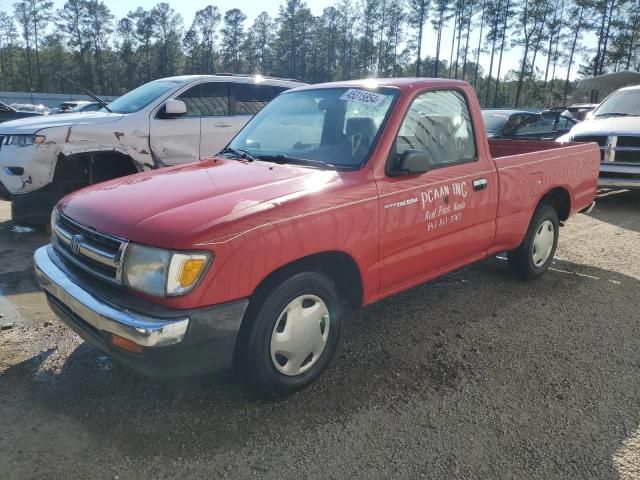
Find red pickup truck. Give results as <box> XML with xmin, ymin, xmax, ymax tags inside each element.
<box><xmin>34</xmin><ymin>79</ymin><xmax>600</xmax><ymax>395</ymax></box>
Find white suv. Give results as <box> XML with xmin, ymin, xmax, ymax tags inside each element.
<box><xmin>558</xmin><ymin>85</ymin><xmax>640</xmax><ymax>190</ymax></box>
<box><xmin>0</xmin><ymin>74</ymin><xmax>305</xmax><ymax>224</ymax></box>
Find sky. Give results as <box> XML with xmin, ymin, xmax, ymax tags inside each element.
<box><xmin>1</xmin><ymin>0</ymin><xmax>589</xmax><ymax>81</ymax></box>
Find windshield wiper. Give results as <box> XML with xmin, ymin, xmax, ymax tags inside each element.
<box><xmin>218</xmin><ymin>147</ymin><xmax>255</xmax><ymax>162</ymax></box>
<box><xmin>594</xmin><ymin>112</ymin><xmax>638</xmax><ymax>118</ymax></box>
<box><xmin>256</xmin><ymin>154</ymin><xmax>342</xmax><ymax>170</ymax></box>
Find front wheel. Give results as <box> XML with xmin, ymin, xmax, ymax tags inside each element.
<box><xmin>507</xmin><ymin>204</ymin><xmax>559</xmax><ymax>280</ymax></box>
<box><xmin>238</xmin><ymin>271</ymin><xmax>343</xmax><ymax>397</ymax></box>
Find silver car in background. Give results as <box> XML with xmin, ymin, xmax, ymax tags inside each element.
<box><xmin>0</xmin><ymin>74</ymin><xmax>305</xmax><ymax>224</ymax></box>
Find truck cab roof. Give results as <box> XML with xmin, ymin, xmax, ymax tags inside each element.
<box><xmin>289</xmin><ymin>78</ymin><xmax>471</xmax><ymax>93</ymax></box>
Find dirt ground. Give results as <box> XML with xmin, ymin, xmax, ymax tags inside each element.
<box><xmin>0</xmin><ymin>190</ymin><xmax>639</xmax><ymax>480</ymax></box>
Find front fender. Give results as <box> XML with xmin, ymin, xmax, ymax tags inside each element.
<box><xmin>0</xmin><ymin>124</ymin><xmax>153</xmax><ymax>195</ymax></box>
<box><xmin>54</xmin><ymin>124</ymin><xmax>154</xmax><ymax>171</ymax></box>
<box><xmin>0</xmin><ymin>137</ymin><xmax>62</xmax><ymax>194</ymax></box>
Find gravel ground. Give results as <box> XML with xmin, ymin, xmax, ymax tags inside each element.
<box><xmin>0</xmin><ymin>190</ymin><xmax>639</xmax><ymax>480</ymax></box>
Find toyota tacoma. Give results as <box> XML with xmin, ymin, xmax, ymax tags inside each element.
<box><xmin>34</xmin><ymin>78</ymin><xmax>600</xmax><ymax>395</ymax></box>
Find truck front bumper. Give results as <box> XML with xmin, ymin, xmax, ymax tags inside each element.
<box><xmin>0</xmin><ymin>144</ymin><xmax>49</xmax><ymax>195</ymax></box>
<box><xmin>599</xmin><ymin>164</ymin><xmax>640</xmax><ymax>190</ymax></box>
<box><xmin>34</xmin><ymin>245</ymin><xmax>249</xmax><ymax>379</ymax></box>
<box><xmin>598</xmin><ymin>177</ymin><xmax>640</xmax><ymax>189</ymax></box>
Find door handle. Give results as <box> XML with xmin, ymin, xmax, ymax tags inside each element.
<box><xmin>472</xmin><ymin>178</ymin><xmax>488</xmax><ymax>191</ymax></box>
<box><xmin>214</xmin><ymin>123</ymin><xmax>232</xmax><ymax>128</ymax></box>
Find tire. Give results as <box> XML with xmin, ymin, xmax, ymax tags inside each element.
<box><xmin>507</xmin><ymin>204</ymin><xmax>559</xmax><ymax>280</ymax></box>
<box><xmin>238</xmin><ymin>271</ymin><xmax>343</xmax><ymax>397</ymax></box>
<box><xmin>11</xmin><ymin>186</ymin><xmax>63</xmax><ymax>228</ymax></box>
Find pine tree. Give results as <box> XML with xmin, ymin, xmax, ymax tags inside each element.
<box><xmin>221</xmin><ymin>9</ymin><xmax>246</xmax><ymax>73</ymax></box>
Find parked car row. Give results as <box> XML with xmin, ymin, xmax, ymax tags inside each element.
<box><xmin>0</xmin><ymin>101</ymin><xmax>46</xmax><ymax>123</ymax></box>
<box><xmin>50</xmin><ymin>100</ymin><xmax>103</xmax><ymax>114</ymax></box>
<box><xmin>0</xmin><ymin>100</ymin><xmax>107</xmax><ymax>122</ymax></box>
<box><xmin>10</xmin><ymin>103</ymin><xmax>51</xmax><ymax>115</ymax></box>
<box><xmin>2</xmin><ymin>74</ymin><xmax>637</xmax><ymax>228</ymax></box>
<box><xmin>481</xmin><ymin>108</ymin><xmax>578</xmax><ymax>140</ymax></box>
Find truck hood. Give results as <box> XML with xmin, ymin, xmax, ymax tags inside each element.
<box><xmin>58</xmin><ymin>158</ymin><xmax>340</xmax><ymax>248</ymax></box>
<box><xmin>568</xmin><ymin>116</ymin><xmax>640</xmax><ymax>137</ymax></box>
<box><xmin>0</xmin><ymin>111</ymin><xmax>124</xmax><ymax>134</ymax></box>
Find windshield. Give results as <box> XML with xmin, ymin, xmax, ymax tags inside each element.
<box><xmin>594</xmin><ymin>90</ymin><xmax>640</xmax><ymax>117</ymax></box>
<box><xmin>227</xmin><ymin>87</ymin><xmax>399</xmax><ymax>169</ymax></box>
<box><xmin>105</xmin><ymin>79</ymin><xmax>186</xmax><ymax>114</ymax></box>
<box><xmin>482</xmin><ymin>112</ymin><xmax>508</xmax><ymax>133</ymax></box>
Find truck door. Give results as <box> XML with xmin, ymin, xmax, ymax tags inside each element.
<box><xmin>375</xmin><ymin>89</ymin><xmax>498</xmax><ymax>295</ymax></box>
<box><xmin>149</xmin><ymin>82</ymin><xmax>202</xmax><ymax>165</ymax></box>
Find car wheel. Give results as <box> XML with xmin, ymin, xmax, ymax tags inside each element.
<box><xmin>239</xmin><ymin>271</ymin><xmax>343</xmax><ymax>397</ymax></box>
<box><xmin>507</xmin><ymin>204</ymin><xmax>559</xmax><ymax>280</ymax></box>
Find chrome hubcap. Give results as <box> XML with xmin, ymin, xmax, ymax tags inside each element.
<box><xmin>532</xmin><ymin>219</ymin><xmax>555</xmax><ymax>267</ymax></box>
<box><xmin>270</xmin><ymin>294</ymin><xmax>330</xmax><ymax>376</ymax></box>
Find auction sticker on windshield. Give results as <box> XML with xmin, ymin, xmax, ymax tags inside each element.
<box><xmin>340</xmin><ymin>89</ymin><xmax>387</xmax><ymax>106</ymax></box>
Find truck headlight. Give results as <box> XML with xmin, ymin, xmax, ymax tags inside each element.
<box><xmin>123</xmin><ymin>244</ymin><xmax>212</xmax><ymax>297</ymax></box>
<box><xmin>5</xmin><ymin>134</ymin><xmax>46</xmax><ymax>146</ymax></box>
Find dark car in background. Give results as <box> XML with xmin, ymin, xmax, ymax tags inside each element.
<box><xmin>0</xmin><ymin>101</ymin><xmax>47</xmax><ymax>123</ymax></box>
<box><xmin>482</xmin><ymin>109</ymin><xmax>578</xmax><ymax>140</ymax></box>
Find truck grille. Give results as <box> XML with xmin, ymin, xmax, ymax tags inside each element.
<box><xmin>614</xmin><ymin>150</ymin><xmax>640</xmax><ymax>163</ymax></box>
<box><xmin>617</xmin><ymin>136</ymin><xmax>640</xmax><ymax>148</ymax></box>
<box><xmin>53</xmin><ymin>211</ymin><xmax>128</xmax><ymax>285</ymax></box>
<box><xmin>573</xmin><ymin>134</ymin><xmax>640</xmax><ymax>163</ymax></box>
<box><xmin>0</xmin><ymin>135</ymin><xmax>4</xmax><ymax>151</ymax></box>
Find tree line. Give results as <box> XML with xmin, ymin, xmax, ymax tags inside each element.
<box><xmin>0</xmin><ymin>0</ymin><xmax>638</xmax><ymax>108</ymax></box>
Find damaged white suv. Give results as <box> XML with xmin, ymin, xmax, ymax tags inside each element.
<box><xmin>0</xmin><ymin>74</ymin><xmax>304</xmax><ymax>225</ymax></box>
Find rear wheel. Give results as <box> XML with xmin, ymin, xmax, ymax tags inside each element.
<box><xmin>507</xmin><ymin>204</ymin><xmax>559</xmax><ymax>280</ymax></box>
<box><xmin>238</xmin><ymin>271</ymin><xmax>343</xmax><ymax>397</ymax></box>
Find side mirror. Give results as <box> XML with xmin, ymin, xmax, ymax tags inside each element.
<box><xmin>162</xmin><ymin>99</ymin><xmax>187</xmax><ymax>117</ymax></box>
<box><xmin>390</xmin><ymin>149</ymin><xmax>431</xmax><ymax>176</ymax></box>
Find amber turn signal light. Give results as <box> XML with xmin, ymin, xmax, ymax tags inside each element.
<box><xmin>111</xmin><ymin>334</ymin><xmax>143</xmax><ymax>353</ymax></box>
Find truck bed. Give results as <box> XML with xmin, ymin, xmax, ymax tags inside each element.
<box><xmin>488</xmin><ymin>139</ymin><xmax>601</xmax><ymax>255</ymax></box>
<box><xmin>488</xmin><ymin>139</ymin><xmax>570</xmax><ymax>158</ymax></box>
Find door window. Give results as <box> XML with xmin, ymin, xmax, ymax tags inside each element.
<box><xmin>503</xmin><ymin>114</ymin><xmax>536</xmax><ymax>135</ymax></box>
<box><xmin>200</xmin><ymin>82</ymin><xmax>230</xmax><ymax>116</ymax></box>
<box><xmin>176</xmin><ymin>84</ymin><xmax>203</xmax><ymax>117</ymax></box>
<box><xmin>393</xmin><ymin>90</ymin><xmax>476</xmax><ymax>169</ymax></box>
<box><xmin>174</xmin><ymin>82</ymin><xmax>230</xmax><ymax>117</ymax></box>
<box><xmin>231</xmin><ymin>84</ymin><xmax>279</xmax><ymax>115</ymax></box>
<box><xmin>514</xmin><ymin>117</ymin><xmax>554</xmax><ymax>135</ymax></box>
<box><xmin>556</xmin><ymin>116</ymin><xmax>575</xmax><ymax>130</ymax></box>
